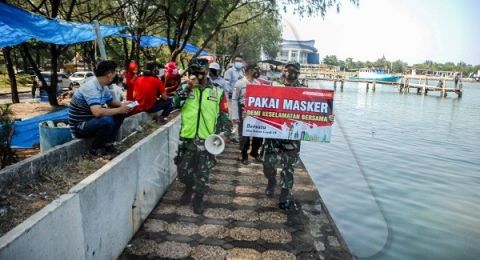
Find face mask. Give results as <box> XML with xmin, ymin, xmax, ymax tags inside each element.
<box><xmin>109</xmin><ymin>73</ymin><xmax>117</xmax><ymax>85</ymax></box>
<box><xmin>209</xmin><ymin>69</ymin><xmax>218</xmax><ymax>77</ymax></box>
<box><xmin>234</xmin><ymin>62</ymin><xmax>243</xmax><ymax>69</ymax></box>
<box><xmin>286</xmin><ymin>71</ymin><xmax>298</xmax><ymax>81</ymax></box>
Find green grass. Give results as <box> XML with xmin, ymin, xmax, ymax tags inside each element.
<box><xmin>0</xmin><ymin>74</ymin><xmax>32</xmax><ymax>94</ymax></box>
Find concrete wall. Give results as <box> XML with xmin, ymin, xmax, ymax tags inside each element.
<box><xmin>0</xmin><ymin>111</ymin><xmax>163</xmax><ymax>192</ymax></box>
<box><xmin>0</xmin><ymin>116</ymin><xmax>181</xmax><ymax>260</ymax></box>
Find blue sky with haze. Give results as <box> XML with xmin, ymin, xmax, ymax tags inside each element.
<box><xmin>281</xmin><ymin>0</ymin><xmax>480</xmax><ymax>65</ymax></box>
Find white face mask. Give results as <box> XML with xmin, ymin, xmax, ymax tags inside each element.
<box><xmin>234</xmin><ymin>62</ymin><xmax>243</xmax><ymax>69</ymax></box>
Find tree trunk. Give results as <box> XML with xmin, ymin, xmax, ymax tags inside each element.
<box><xmin>48</xmin><ymin>45</ymin><xmax>60</xmax><ymax>106</ymax></box>
<box><xmin>22</xmin><ymin>44</ymin><xmax>45</xmax><ymax>86</ymax></box>
<box><xmin>122</xmin><ymin>37</ymin><xmax>130</xmax><ymax>69</ymax></box>
<box><xmin>36</xmin><ymin>48</ymin><xmax>41</xmax><ymax>66</ymax></box>
<box><xmin>2</xmin><ymin>48</ymin><xmax>20</xmax><ymax>104</ymax></box>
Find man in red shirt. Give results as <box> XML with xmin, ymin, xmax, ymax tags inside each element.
<box><xmin>131</xmin><ymin>61</ymin><xmax>172</xmax><ymax>120</ymax></box>
<box><xmin>161</xmin><ymin>61</ymin><xmax>182</xmax><ymax>95</ymax></box>
<box><xmin>125</xmin><ymin>60</ymin><xmax>138</xmax><ymax>101</ymax></box>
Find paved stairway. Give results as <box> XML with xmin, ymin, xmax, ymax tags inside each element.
<box><xmin>120</xmin><ymin>143</ymin><xmax>352</xmax><ymax>259</ymax></box>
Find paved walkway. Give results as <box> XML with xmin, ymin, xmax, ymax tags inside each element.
<box><xmin>120</xmin><ymin>143</ymin><xmax>352</xmax><ymax>259</ymax></box>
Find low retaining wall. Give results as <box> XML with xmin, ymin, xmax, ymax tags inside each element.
<box><xmin>0</xmin><ymin>116</ymin><xmax>181</xmax><ymax>260</ymax></box>
<box><xmin>0</xmin><ymin>111</ymin><xmax>164</xmax><ymax>192</ymax></box>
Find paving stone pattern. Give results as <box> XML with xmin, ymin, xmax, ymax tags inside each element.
<box><xmin>120</xmin><ymin>143</ymin><xmax>352</xmax><ymax>260</ymax></box>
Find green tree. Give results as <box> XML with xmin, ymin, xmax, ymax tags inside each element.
<box><xmin>278</xmin><ymin>0</ymin><xmax>359</xmax><ymax>17</ymax></box>
<box><xmin>323</xmin><ymin>55</ymin><xmax>338</xmax><ymax>66</ymax></box>
<box><xmin>345</xmin><ymin>57</ymin><xmax>354</xmax><ymax>69</ymax></box>
<box><xmin>391</xmin><ymin>60</ymin><xmax>408</xmax><ymax>73</ymax></box>
<box><xmin>0</xmin><ymin>105</ymin><xmax>16</xmax><ymax>169</ymax></box>
<box><xmin>354</xmin><ymin>60</ymin><xmax>364</xmax><ymax>68</ymax></box>
<box><xmin>212</xmin><ymin>8</ymin><xmax>282</xmax><ymax>63</ymax></box>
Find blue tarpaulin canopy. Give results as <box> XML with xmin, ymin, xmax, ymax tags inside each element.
<box><xmin>118</xmin><ymin>34</ymin><xmax>208</xmax><ymax>55</ymax></box>
<box><xmin>0</xmin><ymin>2</ymin><xmax>125</xmax><ymax>48</ymax></box>
<box><xmin>10</xmin><ymin>108</ymin><xmax>69</xmax><ymax>149</ymax></box>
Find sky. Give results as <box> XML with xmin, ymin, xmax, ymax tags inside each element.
<box><xmin>281</xmin><ymin>0</ymin><xmax>480</xmax><ymax>65</ymax></box>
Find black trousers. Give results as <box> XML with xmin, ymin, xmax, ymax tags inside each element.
<box><xmin>238</xmin><ymin>104</ymin><xmax>263</xmax><ymax>159</ymax></box>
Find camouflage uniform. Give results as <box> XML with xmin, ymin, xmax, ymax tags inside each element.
<box><xmin>263</xmin><ymin>77</ymin><xmax>305</xmax><ymax>209</ymax></box>
<box><xmin>173</xmin><ymin>83</ymin><xmax>232</xmax><ymax>194</ymax></box>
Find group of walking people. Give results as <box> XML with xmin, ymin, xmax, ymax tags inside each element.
<box><xmin>175</xmin><ymin>56</ymin><xmax>307</xmax><ymax>214</ymax></box>
<box><xmin>67</xmin><ymin>56</ymin><xmax>309</xmax><ymax>215</ymax></box>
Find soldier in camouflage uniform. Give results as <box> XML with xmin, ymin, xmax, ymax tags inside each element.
<box><xmin>173</xmin><ymin>59</ymin><xmax>232</xmax><ymax>214</ymax></box>
<box><xmin>263</xmin><ymin>62</ymin><xmax>305</xmax><ymax>210</ymax></box>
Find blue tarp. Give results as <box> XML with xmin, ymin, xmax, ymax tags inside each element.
<box><xmin>118</xmin><ymin>34</ymin><xmax>208</xmax><ymax>55</ymax></box>
<box><xmin>0</xmin><ymin>2</ymin><xmax>125</xmax><ymax>48</ymax></box>
<box><xmin>11</xmin><ymin>108</ymin><xmax>69</xmax><ymax>149</ymax></box>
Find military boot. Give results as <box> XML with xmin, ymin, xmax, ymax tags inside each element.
<box><xmin>192</xmin><ymin>193</ymin><xmax>205</xmax><ymax>214</ymax></box>
<box><xmin>278</xmin><ymin>188</ymin><xmax>294</xmax><ymax>210</ymax></box>
<box><xmin>180</xmin><ymin>185</ymin><xmax>193</xmax><ymax>205</ymax></box>
<box><xmin>265</xmin><ymin>178</ymin><xmax>277</xmax><ymax>197</ymax></box>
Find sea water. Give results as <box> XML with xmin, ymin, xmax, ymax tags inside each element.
<box><xmin>302</xmin><ymin>80</ymin><xmax>480</xmax><ymax>259</ymax></box>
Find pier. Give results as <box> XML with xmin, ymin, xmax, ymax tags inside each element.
<box><xmin>299</xmin><ymin>70</ymin><xmax>464</xmax><ymax>98</ymax></box>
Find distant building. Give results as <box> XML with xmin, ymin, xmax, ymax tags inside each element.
<box><xmin>276</xmin><ymin>39</ymin><xmax>319</xmax><ymax>65</ymax></box>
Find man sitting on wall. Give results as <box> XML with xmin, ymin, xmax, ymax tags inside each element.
<box><xmin>68</xmin><ymin>60</ymin><xmax>132</xmax><ymax>156</ymax></box>
<box><xmin>131</xmin><ymin>61</ymin><xmax>173</xmax><ymax>122</ymax></box>
<box><xmin>161</xmin><ymin>61</ymin><xmax>182</xmax><ymax>95</ymax></box>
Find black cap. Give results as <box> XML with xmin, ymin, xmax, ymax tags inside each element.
<box><xmin>246</xmin><ymin>63</ymin><xmax>258</xmax><ymax>71</ymax></box>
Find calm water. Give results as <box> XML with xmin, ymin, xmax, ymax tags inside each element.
<box><xmin>302</xmin><ymin>80</ymin><xmax>480</xmax><ymax>259</ymax></box>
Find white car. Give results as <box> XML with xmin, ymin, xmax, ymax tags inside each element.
<box><xmin>68</xmin><ymin>71</ymin><xmax>95</xmax><ymax>88</ymax></box>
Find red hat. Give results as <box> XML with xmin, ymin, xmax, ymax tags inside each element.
<box><xmin>165</xmin><ymin>61</ymin><xmax>179</xmax><ymax>78</ymax></box>
<box><xmin>128</xmin><ymin>60</ymin><xmax>138</xmax><ymax>72</ymax></box>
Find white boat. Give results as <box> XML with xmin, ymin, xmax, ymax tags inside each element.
<box><xmin>350</xmin><ymin>68</ymin><xmax>402</xmax><ymax>82</ymax></box>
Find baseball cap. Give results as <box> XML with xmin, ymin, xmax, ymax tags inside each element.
<box><xmin>209</xmin><ymin>62</ymin><xmax>221</xmax><ymax>71</ymax></box>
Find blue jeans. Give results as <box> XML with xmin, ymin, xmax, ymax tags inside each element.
<box><xmin>148</xmin><ymin>98</ymin><xmax>173</xmax><ymax>117</ymax></box>
<box><xmin>74</xmin><ymin>115</ymin><xmax>125</xmax><ymax>149</ymax></box>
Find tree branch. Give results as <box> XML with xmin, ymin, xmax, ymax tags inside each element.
<box><xmin>220</xmin><ymin>11</ymin><xmax>265</xmax><ymax>30</ymax></box>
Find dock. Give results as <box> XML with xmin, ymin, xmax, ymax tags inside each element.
<box><xmin>299</xmin><ymin>71</ymin><xmax>464</xmax><ymax>98</ymax></box>
<box><xmin>119</xmin><ymin>143</ymin><xmax>353</xmax><ymax>259</ymax></box>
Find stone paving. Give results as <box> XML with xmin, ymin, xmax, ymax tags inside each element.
<box><xmin>119</xmin><ymin>143</ymin><xmax>352</xmax><ymax>260</ymax></box>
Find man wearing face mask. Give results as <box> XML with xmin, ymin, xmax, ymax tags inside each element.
<box><xmin>131</xmin><ymin>61</ymin><xmax>173</xmax><ymax>121</ymax></box>
<box><xmin>231</xmin><ymin>63</ymin><xmax>263</xmax><ymax>165</ymax></box>
<box><xmin>207</xmin><ymin>62</ymin><xmax>228</xmax><ymax>92</ymax></box>
<box><xmin>263</xmin><ymin>61</ymin><xmax>305</xmax><ymax>210</ymax></box>
<box><xmin>173</xmin><ymin>58</ymin><xmax>232</xmax><ymax>214</ymax></box>
<box><xmin>224</xmin><ymin>55</ymin><xmax>245</xmax><ymax>99</ymax></box>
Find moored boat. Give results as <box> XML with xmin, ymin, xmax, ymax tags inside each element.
<box><xmin>350</xmin><ymin>68</ymin><xmax>402</xmax><ymax>82</ymax></box>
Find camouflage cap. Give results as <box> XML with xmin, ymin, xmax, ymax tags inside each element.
<box><xmin>285</xmin><ymin>61</ymin><xmax>300</xmax><ymax>71</ymax></box>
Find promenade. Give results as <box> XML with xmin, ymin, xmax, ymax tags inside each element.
<box><xmin>120</xmin><ymin>143</ymin><xmax>352</xmax><ymax>259</ymax></box>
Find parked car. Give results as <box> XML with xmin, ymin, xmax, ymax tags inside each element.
<box><xmin>16</xmin><ymin>67</ymin><xmax>36</xmax><ymax>76</ymax></box>
<box><xmin>38</xmin><ymin>72</ymin><xmax>71</xmax><ymax>95</ymax></box>
<box><xmin>68</xmin><ymin>71</ymin><xmax>95</xmax><ymax>89</ymax></box>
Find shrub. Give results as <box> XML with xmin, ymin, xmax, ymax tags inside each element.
<box><xmin>0</xmin><ymin>104</ymin><xmax>17</xmax><ymax>169</ymax></box>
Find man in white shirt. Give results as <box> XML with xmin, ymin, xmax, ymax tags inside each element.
<box><xmin>208</xmin><ymin>62</ymin><xmax>228</xmax><ymax>92</ymax></box>
<box><xmin>231</xmin><ymin>63</ymin><xmax>263</xmax><ymax>164</ymax></box>
<box><xmin>223</xmin><ymin>55</ymin><xmax>245</xmax><ymax>99</ymax></box>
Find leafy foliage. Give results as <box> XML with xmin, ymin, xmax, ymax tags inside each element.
<box><xmin>212</xmin><ymin>6</ymin><xmax>282</xmax><ymax>63</ymax></box>
<box><xmin>279</xmin><ymin>0</ymin><xmax>359</xmax><ymax>17</ymax></box>
<box><xmin>0</xmin><ymin>105</ymin><xmax>16</xmax><ymax>169</ymax></box>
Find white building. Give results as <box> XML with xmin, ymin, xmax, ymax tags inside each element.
<box><xmin>276</xmin><ymin>39</ymin><xmax>319</xmax><ymax>65</ymax></box>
